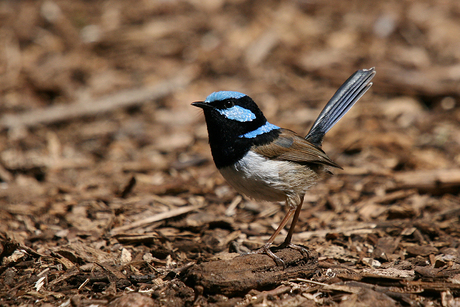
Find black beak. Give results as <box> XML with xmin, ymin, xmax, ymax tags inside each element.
<box><xmin>192</xmin><ymin>101</ymin><xmax>213</xmax><ymax>109</ymax></box>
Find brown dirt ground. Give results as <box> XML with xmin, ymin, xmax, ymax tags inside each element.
<box><xmin>1</xmin><ymin>0</ymin><xmax>460</xmax><ymax>306</ymax></box>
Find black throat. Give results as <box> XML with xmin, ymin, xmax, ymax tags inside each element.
<box><xmin>196</xmin><ymin>95</ymin><xmax>281</xmax><ymax>168</ymax></box>
<box><xmin>205</xmin><ymin>115</ymin><xmax>281</xmax><ymax>168</ymax></box>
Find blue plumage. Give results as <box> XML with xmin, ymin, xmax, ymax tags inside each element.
<box><xmin>240</xmin><ymin>122</ymin><xmax>280</xmax><ymax>138</ymax></box>
<box><xmin>305</xmin><ymin>68</ymin><xmax>375</xmax><ymax>145</ymax></box>
<box><xmin>205</xmin><ymin>91</ymin><xmax>246</xmax><ymax>103</ymax></box>
<box><xmin>218</xmin><ymin>105</ymin><xmax>256</xmax><ymax>122</ymax></box>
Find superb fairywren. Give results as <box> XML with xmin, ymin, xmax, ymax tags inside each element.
<box><xmin>192</xmin><ymin>68</ymin><xmax>375</xmax><ymax>266</ymax></box>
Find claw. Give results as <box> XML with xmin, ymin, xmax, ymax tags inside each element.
<box><xmin>280</xmin><ymin>242</ymin><xmax>310</xmax><ymax>259</ymax></box>
<box><xmin>250</xmin><ymin>242</ymin><xmax>310</xmax><ymax>268</ymax></box>
<box><xmin>251</xmin><ymin>243</ymin><xmax>286</xmax><ymax>268</ymax></box>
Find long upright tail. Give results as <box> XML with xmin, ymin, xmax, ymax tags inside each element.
<box><xmin>305</xmin><ymin>67</ymin><xmax>376</xmax><ymax>146</ymax></box>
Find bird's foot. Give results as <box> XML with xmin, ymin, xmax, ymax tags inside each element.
<box><xmin>253</xmin><ymin>243</ymin><xmax>286</xmax><ymax>268</ymax></box>
<box><xmin>279</xmin><ymin>242</ymin><xmax>310</xmax><ymax>259</ymax></box>
<box><xmin>241</xmin><ymin>242</ymin><xmax>310</xmax><ymax>268</ymax></box>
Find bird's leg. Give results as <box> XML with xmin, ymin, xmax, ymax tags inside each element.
<box><xmin>281</xmin><ymin>195</ymin><xmax>304</xmax><ymax>245</ymax></box>
<box><xmin>253</xmin><ymin>206</ymin><xmax>296</xmax><ymax>267</ymax></box>
<box><xmin>279</xmin><ymin>195</ymin><xmax>310</xmax><ymax>258</ymax></box>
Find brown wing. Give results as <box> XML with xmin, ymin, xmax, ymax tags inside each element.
<box><xmin>253</xmin><ymin>129</ymin><xmax>342</xmax><ymax>169</ymax></box>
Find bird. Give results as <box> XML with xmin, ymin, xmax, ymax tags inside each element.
<box><xmin>192</xmin><ymin>68</ymin><xmax>375</xmax><ymax>266</ymax></box>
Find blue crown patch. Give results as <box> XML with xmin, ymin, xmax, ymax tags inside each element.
<box><xmin>205</xmin><ymin>91</ymin><xmax>246</xmax><ymax>103</ymax></box>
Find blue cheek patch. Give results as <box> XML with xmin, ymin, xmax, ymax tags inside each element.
<box><xmin>205</xmin><ymin>91</ymin><xmax>246</xmax><ymax>102</ymax></box>
<box><xmin>218</xmin><ymin>105</ymin><xmax>256</xmax><ymax>122</ymax></box>
<box><xmin>240</xmin><ymin>122</ymin><xmax>280</xmax><ymax>138</ymax></box>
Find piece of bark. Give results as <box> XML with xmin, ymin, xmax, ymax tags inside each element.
<box><xmin>362</xmin><ymin>268</ymin><xmax>415</xmax><ymax>281</ymax></box>
<box><xmin>299</xmin><ymin>279</ymin><xmax>402</xmax><ymax>306</ymax></box>
<box><xmin>48</xmin><ymin>267</ymin><xmax>80</xmax><ymax>287</ymax></box>
<box><xmin>406</xmin><ymin>245</ymin><xmax>438</xmax><ymax>257</ymax></box>
<box><xmin>55</xmin><ymin>241</ymin><xmax>116</xmax><ymax>264</ymax></box>
<box><xmin>393</xmin><ymin>169</ymin><xmax>460</xmax><ymax>194</ymax></box>
<box><xmin>401</xmin><ymin>280</ymin><xmax>460</xmax><ymax>292</ymax></box>
<box><xmin>110</xmin><ymin>204</ymin><xmax>204</xmax><ymax>235</ymax></box>
<box><xmin>183</xmin><ymin>249</ymin><xmax>317</xmax><ymax>296</ymax></box>
<box><xmin>111</xmin><ymin>233</ymin><xmax>160</xmax><ymax>244</ymax></box>
<box><xmin>374</xmin><ymin>66</ymin><xmax>460</xmax><ymax>97</ymax></box>
<box><xmin>373</xmin><ymin>237</ymin><xmax>401</xmax><ymax>261</ymax></box>
<box><xmin>119</xmin><ymin>176</ymin><xmax>136</xmax><ymax>198</ymax></box>
<box><xmin>109</xmin><ymin>293</ymin><xmax>155</xmax><ymax>307</ymax></box>
<box><xmin>341</xmin><ymin>281</ymin><xmax>416</xmax><ymax>306</ymax></box>
<box><xmin>414</xmin><ymin>267</ymin><xmax>460</xmax><ymax>279</ymax></box>
<box><xmin>0</xmin><ymin>70</ymin><xmax>192</xmax><ymax>129</ymax></box>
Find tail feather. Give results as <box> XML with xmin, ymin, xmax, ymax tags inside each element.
<box><xmin>305</xmin><ymin>67</ymin><xmax>376</xmax><ymax>146</ymax></box>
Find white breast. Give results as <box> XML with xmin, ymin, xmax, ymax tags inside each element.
<box><xmin>218</xmin><ymin>151</ymin><xmax>292</xmax><ymax>202</ymax></box>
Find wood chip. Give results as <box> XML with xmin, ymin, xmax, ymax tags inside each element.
<box><xmin>394</xmin><ymin>169</ymin><xmax>460</xmax><ymax>193</ymax></box>
<box><xmin>184</xmin><ymin>249</ymin><xmax>318</xmax><ymax>296</ymax></box>
<box><xmin>110</xmin><ymin>204</ymin><xmax>204</xmax><ymax>235</ymax></box>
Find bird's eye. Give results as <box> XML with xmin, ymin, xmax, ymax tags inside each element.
<box><xmin>224</xmin><ymin>100</ymin><xmax>234</xmax><ymax>108</ymax></box>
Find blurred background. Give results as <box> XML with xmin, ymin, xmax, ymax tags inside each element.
<box><xmin>1</xmin><ymin>0</ymin><xmax>460</xmax><ymax>304</ymax></box>
<box><xmin>1</xmin><ymin>0</ymin><xmax>460</xmax><ymax>241</ymax></box>
<box><xmin>1</xmin><ymin>0</ymin><xmax>459</xmax><ymax>202</ymax></box>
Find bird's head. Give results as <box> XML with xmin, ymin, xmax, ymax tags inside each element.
<box><xmin>192</xmin><ymin>91</ymin><xmax>271</xmax><ymax>139</ymax></box>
